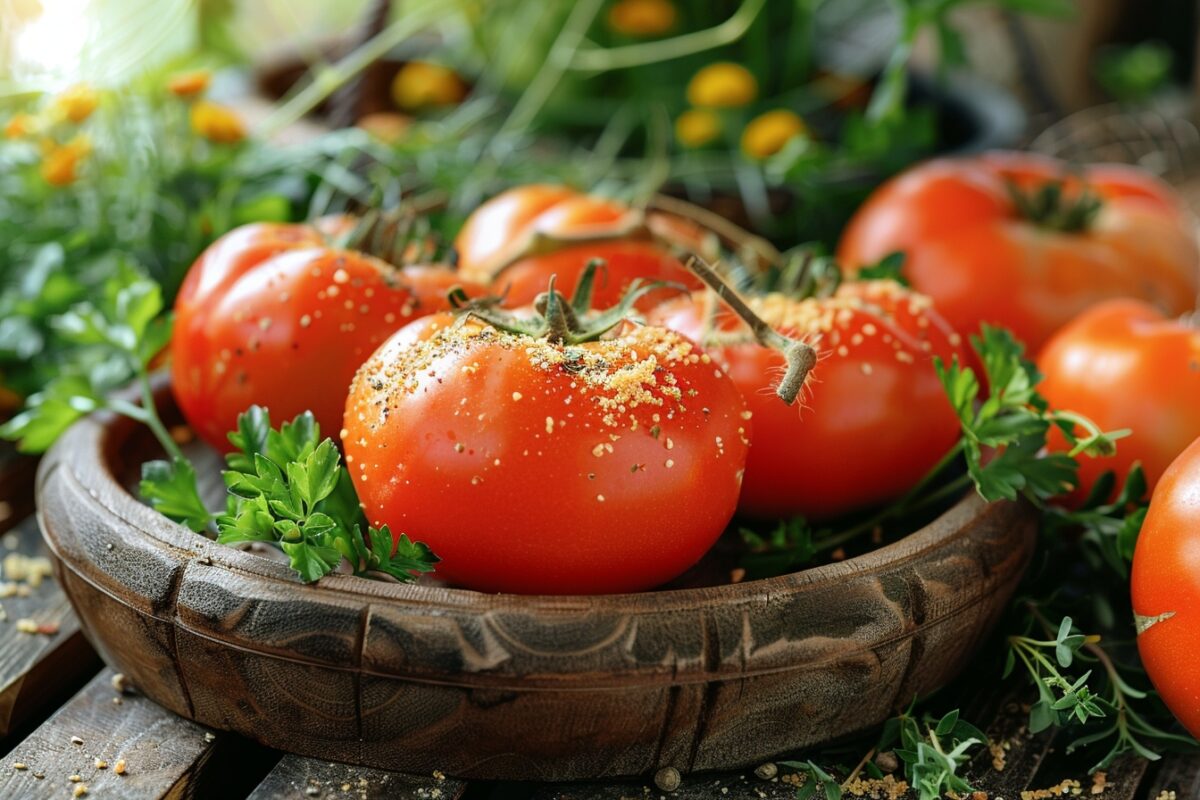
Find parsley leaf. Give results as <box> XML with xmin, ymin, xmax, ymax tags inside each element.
<box><xmin>140</xmin><ymin>457</ymin><xmax>213</xmax><ymax>533</ymax></box>
<box><xmin>935</xmin><ymin>325</ymin><xmax>1128</xmax><ymax>505</ymax></box>
<box><xmin>216</xmin><ymin>405</ymin><xmax>438</xmax><ymax>584</ymax></box>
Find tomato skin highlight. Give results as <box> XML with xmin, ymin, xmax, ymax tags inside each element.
<box><xmin>1039</xmin><ymin>300</ymin><xmax>1200</xmax><ymax>501</ymax></box>
<box><xmin>343</xmin><ymin>321</ymin><xmax>749</xmax><ymax>594</ymax></box>
<box><xmin>648</xmin><ymin>281</ymin><xmax>965</xmax><ymax>519</ymax></box>
<box><xmin>1132</xmin><ymin>436</ymin><xmax>1200</xmax><ymax>738</ymax></box>
<box><xmin>838</xmin><ymin>152</ymin><xmax>1199</xmax><ymax>354</ymax></box>
<box><xmin>172</xmin><ymin>223</ymin><xmax>484</xmax><ymax>450</ymax></box>
<box><xmin>454</xmin><ymin>185</ymin><xmax>705</xmax><ymax>309</ymax></box>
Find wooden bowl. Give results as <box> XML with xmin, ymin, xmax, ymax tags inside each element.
<box><xmin>36</xmin><ymin>385</ymin><xmax>1037</xmax><ymax>781</ymax></box>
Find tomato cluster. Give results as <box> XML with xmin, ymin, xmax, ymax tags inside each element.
<box><xmin>171</xmin><ymin>158</ymin><xmax>1200</xmax><ymax>613</ymax></box>
<box><xmin>838</xmin><ymin>152</ymin><xmax>1199</xmax><ymax>355</ymax></box>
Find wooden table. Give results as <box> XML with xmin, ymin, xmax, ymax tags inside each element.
<box><xmin>1</xmin><ymin>448</ymin><xmax>1195</xmax><ymax>800</ymax></box>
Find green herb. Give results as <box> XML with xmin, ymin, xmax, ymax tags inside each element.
<box><xmin>935</xmin><ymin>325</ymin><xmax>1129</xmax><ymax>504</ymax></box>
<box><xmin>853</xmin><ymin>251</ymin><xmax>908</xmax><ymax>286</ymax></box>
<box><xmin>877</xmin><ymin>705</ymin><xmax>984</xmax><ymax>800</ymax></box>
<box><xmin>1044</xmin><ymin>465</ymin><xmax>1148</xmax><ymax>578</ymax></box>
<box><xmin>0</xmin><ymin>264</ymin><xmax>181</xmax><ymax>459</ymax></box>
<box><xmin>139</xmin><ymin>458</ymin><xmax>212</xmax><ymax>534</ymax></box>
<box><xmin>1006</xmin><ymin>613</ymin><xmax>1195</xmax><ymax>770</ymax></box>
<box><xmin>209</xmin><ymin>405</ymin><xmax>438</xmax><ymax>584</ymax></box>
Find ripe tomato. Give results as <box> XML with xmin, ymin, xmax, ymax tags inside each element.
<box><xmin>453</xmin><ymin>185</ymin><xmax>709</xmax><ymax>308</ymax></box>
<box><xmin>343</xmin><ymin>318</ymin><xmax>750</xmax><ymax>594</ymax></box>
<box><xmin>647</xmin><ymin>280</ymin><xmax>966</xmax><ymax>519</ymax></box>
<box><xmin>173</xmin><ymin>225</ymin><xmax>483</xmax><ymax>450</ymax></box>
<box><xmin>1039</xmin><ymin>300</ymin><xmax>1200</xmax><ymax>500</ymax></box>
<box><xmin>838</xmin><ymin>151</ymin><xmax>1199</xmax><ymax>354</ymax></box>
<box><xmin>1132</xmin><ymin>435</ymin><xmax>1200</xmax><ymax>737</ymax></box>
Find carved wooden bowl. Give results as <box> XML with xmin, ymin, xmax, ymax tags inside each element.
<box><xmin>37</xmin><ymin>386</ymin><xmax>1037</xmax><ymax>781</ymax></box>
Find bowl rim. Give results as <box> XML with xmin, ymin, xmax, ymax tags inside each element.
<box><xmin>43</xmin><ymin>380</ymin><xmax>998</xmax><ymax>615</ymax></box>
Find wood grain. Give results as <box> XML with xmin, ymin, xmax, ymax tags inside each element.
<box><xmin>0</xmin><ymin>668</ymin><xmax>220</xmax><ymax>799</ymax></box>
<box><xmin>0</xmin><ymin>517</ymin><xmax>98</xmax><ymax>741</ymax></box>
<box><xmin>36</xmin><ymin>383</ymin><xmax>1039</xmax><ymax>780</ymax></box>
<box><xmin>247</xmin><ymin>754</ymin><xmax>467</xmax><ymax>800</ymax></box>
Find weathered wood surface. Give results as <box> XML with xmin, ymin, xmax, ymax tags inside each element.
<box><xmin>247</xmin><ymin>754</ymin><xmax>468</xmax><ymax>800</ymax></box>
<box><xmin>0</xmin><ymin>669</ymin><xmax>220</xmax><ymax>799</ymax></box>
<box><xmin>0</xmin><ymin>517</ymin><xmax>98</xmax><ymax>741</ymax></box>
<box><xmin>1144</xmin><ymin>751</ymin><xmax>1200</xmax><ymax>799</ymax></box>
<box><xmin>36</xmin><ymin>386</ymin><xmax>1040</xmax><ymax>780</ymax></box>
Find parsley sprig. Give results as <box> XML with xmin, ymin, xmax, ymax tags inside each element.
<box><xmin>935</xmin><ymin>325</ymin><xmax>1129</xmax><ymax>504</ymax></box>
<box><xmin>143</xmin><ymin>405</ymin><xmax>438</xmax><ymax>584</ymax></box>
<box><xmin>0</xmin><ymin>263</ymin><xmax>180</xmax><ymax>459</ymax></box>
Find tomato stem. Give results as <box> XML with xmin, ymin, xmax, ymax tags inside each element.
<box><xmin>1006</xmin><ymin>178</ymin><xmax>1103</xmax><ymax>233</ymax></box>
<box><xmin>684</xmin><ymin>255</ymin><xmax>816</xmax><ymax>405</ymax></box>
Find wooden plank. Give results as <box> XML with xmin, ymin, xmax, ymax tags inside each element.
<box><xmin>0</xmin><ymin>516</ymin><xmax>99</xmax><ymax>740</ymax></box>
<box><xmin>247</xmin><ymin>754</ymin><xmax>469</xmax><ymax>800</ymax></box>
<box><xmin>0</xmin><ymin>668</ymin><xmax>227</xmax><ymax>799</ymax></box>
<box><xmin>1143</xmin><ymin>752</ymin><xmax>1200</xmax><ymax>799</ymax></box>
<box><xmin>532</xmin><ymin>769</ymin><xmax>802</xmax><ymax>800</ymax></box>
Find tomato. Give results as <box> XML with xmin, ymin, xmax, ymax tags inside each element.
<box><xmin>343</xmin><ymin>317</ymin><xmax>750</xmax><ymax>594</ymax></box>
<box><xmin>1132</xmin><ymin>435</ymin><xmax>1200</xmax><ymax>737</ymax></box>
<box><xmin>1039</xmin><ymin>300</ymin><xmax>1200</xmax><ymax>501</ymax></box>
<box><xmin>647</xmin><ymin>280</ymin><xmax>966</xmax><ymax>519</ymax></box>
<box><xmin>454</xmin><ymin>185</ymin><xmax>710</xmax><ymax>309</ymax></box>
<box><xmin>838</xmin><ymin>151</ymin><xmax>1199</xmax><ymax>354</ymax></box>
<box><xmin>173</xmin><ymin>224</ymin><xmax>483</xmax><ymax>450</ymax></box>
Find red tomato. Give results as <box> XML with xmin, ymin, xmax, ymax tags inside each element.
<box><xmin>1132</xmin><ymin>435</ymin><xmax>1200</xmax><ymax>737</ymax></box>
<box><xmin>173</xmin><ymin>224</ymin><xmax>483</xmax><ymax>450</ymax></box>
<box><xmin>343</xmin><ymin>320</ymin><xmax>749</xmax><ymax>594</ymax></box>
<box><xmin>454</xmin><ymin>185</ymin><xmax>707</xmax><ymax>308</ymax></box>
<box><xmin>648</xmin><ymin>281</ymin><xmax>966</xmax><ymax>519</ymax></box>
<box><xmin>1039</xmin><ymin>299</ymin><xmax>1200</xmax><ymax>500</ymax></box>
<box><xmin>838</xmin><ymin>152</ymin><xmax>1199</xmax><ymax>354</ymax></box>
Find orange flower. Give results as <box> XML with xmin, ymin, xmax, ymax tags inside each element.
<box><xmin>41</xmin><ymin>136</ymin><xmax>91</xmax><ymax>187</ymax></box>
<box><xmin>3</xmin><ymin>113</ymin><xmax>35</xmax><ymax>139</ymax></box>
<box><xmin>391</xmin><ymin>61</ymin><xmax>467</xmax><ymax>111</ymax></box>
<box><xmin>607</xmin><ymin>0</ymin><xmax>677</xmax><ymax>36</ymax></box>
<box><xmin>686</xmin><ymin>63</ymin><xmax>757</xmax><ymax>108</ymax></box>
<box><xmin>190</xmin><ymin>101</ymin><xmax>246</xmax><ymax>144</ymax></box>
<box><xmin>167</xmin><ymin>70</ymin><xmax>211</xmax><ymax>99</ymax></box>
<box><xmin>52</xmin><ymin>84</ymin><xmax>99</xmax><ymax>124</ymax></box>
<box><xmin>741</xmin><ymin>109</ymin><xmax>807</xmax><ymax>159</ymax></box>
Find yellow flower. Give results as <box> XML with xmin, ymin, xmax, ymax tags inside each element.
<box><xmin>686</xmin><ymin>62</ymin><xmax>757</xmax><ymax>108</ymax></box>
<box><xmin>52</xmin><ymin>84</ymin><xmax>99</xmax><ymax>124</ymax></box>
<box><xmin>167</xmin><ymin>70</ymin><xmax>211</xmax><ymax>99</ymax></box>
<box><xmin>741</xmin><ymin>109</ymin><xmax>807</xmax><ymax>160</ymax></box>
<box><xmin>391</xmin><ymin>61</ymin><xmax>467</xmax><ymax>111</ymax></box>
<box><xmin>607</xmin><ymin>0</ymin><xmax>677</xmax><ymax>36</ymax></box>
<box><xmin>674</xmin><ymin>109</ymin><xmax>721</xmax><ymax>148</ymax></box>
<box><xmin>41</xmin><ymin>136</ymin><xmax>91</xmax><ymax>187</ymax></box>
<box><xmin>3</xmin><ymin>113</ymin><xmax>35</xmax><ymax>139</ymax></box>
<box><xmin>190</xmin><ymin>101</ymin><xmax>246</xmax><ymax>144</ymax></box>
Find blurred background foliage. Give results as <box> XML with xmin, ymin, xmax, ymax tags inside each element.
<box><xmin>0</xmin><ymin>0</ymin><xmax>1196</xmax><ymax>412</ymax></box>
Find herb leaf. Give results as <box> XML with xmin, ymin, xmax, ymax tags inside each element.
<box><xmin>140</xmin><ymin>457</ymin><xmax>213</xmax><ymax>533</ymax></box>
<box><xmin>216</xmin><ymin>405</ymin><xmax>438</xmax><ymax>584</ymax></box>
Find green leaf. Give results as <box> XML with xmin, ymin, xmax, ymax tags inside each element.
<box><xmin>0</xmin><ymin>375</ymin><xmax>100</xmax><ymax>453</ymax></box>
<box><xmin>281</xmin><ymin>540</ymin><xmax>342</xmax><ymax>583</ymax></box>
<box><xmin>226</xmin><ymin>405</ymin><xmax>272</xmax><ymax>473</ymax></box>
<box><xmin>855</xmin><ymin>251</ymin><xmax>909</xmax><ymax>286</ymax></box>
<box><xmin>140</xmin><ymin>457</ymin><xmax>212</xmax><ymax>533</ymax></box>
